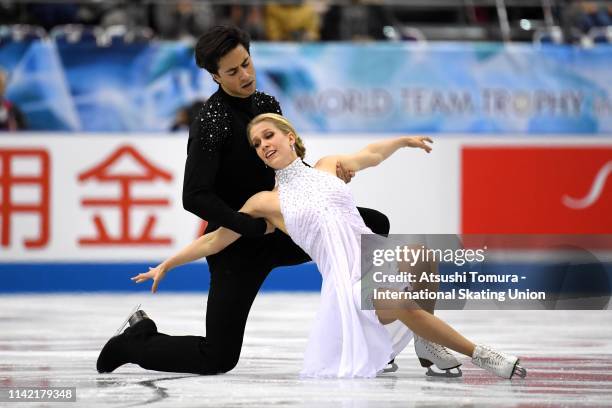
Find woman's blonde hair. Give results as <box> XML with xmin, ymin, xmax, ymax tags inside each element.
<box><xmin>247</xmin><ymin>113</ymin><xmax>306</xmax><ymax>159</ymax></box>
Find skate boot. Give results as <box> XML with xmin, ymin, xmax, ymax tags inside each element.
<box><xmin>96</xmin><ymin>305</ymin><xmax>156</xmax><ymax>373</ymax></box>
<box><xmin>382</xmin><ymin>359</ymin><xmax>399</xmax><ymax>373</ymax></box>
<box><xmin>471</xmin><ymin>344</ymin><xmax>527</xmax><ymax>379</ymax></box>
<box><xmin>414</xmin><ymin>335</ymin><xmax>462</xmax><ymax>378</ymax></box>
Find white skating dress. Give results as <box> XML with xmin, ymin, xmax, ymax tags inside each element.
<box><xmin>276</xmin><ymin>158</ymin><xmax>413</xmax><ymax>378</ymax></box>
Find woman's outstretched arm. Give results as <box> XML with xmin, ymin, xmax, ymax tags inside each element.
<box><xmin>130</xmin><ymin>228</ymin><xmax>238</xmax><ymax>292</ymax></box>
<box><xmin>317</xmin><ymin>136</ymin><xmax>433</xmax><ymax>173</ymax></box>
<box><xmin>131</xmin><ymin>192</ymin><xmax>275</xmax><ymax>293</ymax></box>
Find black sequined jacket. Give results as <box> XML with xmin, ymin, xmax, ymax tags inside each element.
<box><xmin>182</xmin><ymin>86</ymin><xmax>283</xmax><ymax>236</ymax></box>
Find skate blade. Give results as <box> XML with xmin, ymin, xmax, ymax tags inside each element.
<box><xmin>113</xmin><ymin>304</ymin><xmax>141</xmax><ymax>337</ymax></box>
<box><xmin>382</xmin><ymin>362</ymin><xmax>399</xmax><ymax>373</ymax></box>
<box><xmin>512</xmin><ymin>361</ymin><xmax>527</xmax><ymax>379</ymax></box>
<box><xmin>425</xmin><ymin>366</ymin><xmax>463</xmax><ymax>378</ymax></box>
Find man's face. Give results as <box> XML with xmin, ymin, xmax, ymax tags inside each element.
<box><xmin>212</xmin><ymin>44</ymin><xmax>256</xmax><ymax>98</ymax></box>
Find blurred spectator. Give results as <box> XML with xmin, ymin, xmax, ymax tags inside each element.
<box><xmin>0</xmin><ymin>68</ymin><xmax>27</xmax><ymax>131</ymax></box>
<box><xmin>25</xmin><ymin>2</ymin><xmax>80</xmax><ymax>30</ymax></box>
<box><xmin>0</xmin><ymin>1</ymin><xmax>23</xmax><ymax>25</ymax></box>
<box><xmin>321</xmin><ymin>0</ymin><xmax>392</xmax><ymax>41</ymax></box>
<box><xmin>99</xmin><ymin>0</ymin><xmax>149</xmax><ymax>29</ymax></box>
<box><xmin>73</xmin><ymin>2</ymin><xmax>106</xmax><ymax>26</ymax></box>
<box><xmin>222</xmin><ymin>5</ymin><xmax>265</xmax><ymax>41</ymax></box>
<box><xmin>265</xmin><ymin>3</ymin><xmax>320</xmax><ymax>41</ymax></box>
<box><xmin>153</xmin><ymin>0</ymin><xmax>215</xmax><ymax>40</ymax></box>
<box><xmin>573</xmin><ymin>2</ymin><xmax>612</xmax><ymax>33</ymax></box>
<box><xmin>471</xmin><ymin>6</ymin><xmax>493</xmax><ymax>24</ymax></box>
<box><xmin>171</xmin><ymin>99</ymin><xmax>206</xmax><ymax>132</ymax></box>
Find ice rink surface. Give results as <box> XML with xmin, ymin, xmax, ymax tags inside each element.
<box><xmin>1</xmin><ymin>293</ymin><xmax>611</xmax><ymax>407</ymax></box>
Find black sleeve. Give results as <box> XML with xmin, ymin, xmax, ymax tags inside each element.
<box><xmin>274</xmin><ymin>97</ymin><xmax>282</xmax><ymax>116</ymax></box>
<box><xmin>182</xmin><ymin>115</ymin><xmax>266</xmax><ymax>237</ymax></box>
<box><xmin>254</xmin><ymin>91</ymin><xmax>283</xmax><ymax>116</ymax></box>
<box><xmin>357</xmin><ymin>207</ymin><xmax>390</xmax><ymax>237</ymax></box>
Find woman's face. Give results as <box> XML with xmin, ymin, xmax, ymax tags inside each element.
<box><xmin>249</xmin><ymin>120</ymin><xmax>297</xmax><ymax>169</ymax></box>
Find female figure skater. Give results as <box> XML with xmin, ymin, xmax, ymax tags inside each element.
<box><xmin>133</xmin><ymin>113</ymin><xmax>527</xmax><ymax>379</ymax></box>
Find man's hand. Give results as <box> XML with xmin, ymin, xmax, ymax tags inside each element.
<box><xmin>265</xmin><ymin>219</ymin><xmax>276</xmax><ymax>234</ymax></box>
<box><xmin>336</xmin><ymin>161</ymin><xmax>356</xmax><ymax>184</ymax></box>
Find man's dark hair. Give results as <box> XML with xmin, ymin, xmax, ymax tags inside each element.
<box><xmin>195</xmin><ymin>25</ymin><xmax>251</xmax><ymax>74</ymax></box>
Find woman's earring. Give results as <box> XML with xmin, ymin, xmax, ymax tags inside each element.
<box><xmin>291</xmin><ymin>144</ymin><xmax>296</xmax><ymax>152</ymax></box>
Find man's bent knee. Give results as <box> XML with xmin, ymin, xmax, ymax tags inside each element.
<box><xmin>195</xmin><ymin>341</ymin><xmax>242</xmax><ymax>375</ymax></box>
<box><xmin>196</xmin><ymin>355</ymin><xmax>239</xmax><ymax>375</ymax></box>
<box><xmin>215</xmin><ymin>356</ymin><xmax>239</xmax><ymax>374</ymax></box>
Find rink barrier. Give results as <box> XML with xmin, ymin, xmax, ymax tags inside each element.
<box><xmin>2</xmin><ymin>261</ymin><xmax>610</xmax><ymax>306</ymax></box>
<box><xmin>0</xmin><ymin>262</ymin><xmax>322</xmax><ymax>293</ymax></box>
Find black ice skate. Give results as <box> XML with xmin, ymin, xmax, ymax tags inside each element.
<box><xmin>414</xmin><ymin>335</ymin><xmax>463</xmax><ymax>378</ymax></box>
<box><xmin>112</xmin><ymin>304</ymin><xmax>148</xmax><ymax>337</ymax></box>
<box><xmin>96</xmin><ymin>304</ymin><xmax>156</xmax><ymax>373</ymax></box>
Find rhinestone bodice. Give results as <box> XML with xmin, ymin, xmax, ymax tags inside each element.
<box><xmin>275</xmin><ymin>158</ymin><xmax>368</xmax><ymax>274</ymax></box>
<box><xmin>274</xmin><ymin>158</ymin><xmax>413</xmax><ymax>378</ymax></box>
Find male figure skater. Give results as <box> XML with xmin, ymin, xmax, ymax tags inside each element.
<box><xmin>96</xmin><ymin>25</ymin><xmax>390</xmax><ymax>375</ymax></box>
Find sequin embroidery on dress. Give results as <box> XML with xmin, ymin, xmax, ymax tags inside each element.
<box><xmin>275</xmin><ymin>158</ymin><xmax>413</xmax><ymax>378</ymax></box>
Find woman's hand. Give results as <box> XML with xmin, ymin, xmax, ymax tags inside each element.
<box><xmin>131</xmin><ymin>264</ymin><xmax>168</xmax><ymax>293</ymax></box>
<box><xmin>407</xmin><ymin>136</ymin><xmax>433</xmax><ymax>153</ymax></box>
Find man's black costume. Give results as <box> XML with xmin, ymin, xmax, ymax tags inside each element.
<box><xmin>99</xmin><ymin>87</ymin><xmax>390</xmax><ymax>374</ymax></box>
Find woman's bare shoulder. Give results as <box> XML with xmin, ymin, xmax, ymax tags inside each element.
<box><xmin>314</xmin><ymin>155</ymin><xmax>339</xmax><ymax>174</ymax></box>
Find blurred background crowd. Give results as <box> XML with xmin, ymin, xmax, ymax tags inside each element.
<box><xmin>1</xmin><ymin>0</ymin><xmax>611</xmax><ymax>44</ymax></box>
<box><xmin>2</xmin><ymin>0</ymin><xmax>612</xmax><ymax>132</ymax></box>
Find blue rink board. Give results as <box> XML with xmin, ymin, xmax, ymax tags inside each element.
<box><xmin>0</xmin><ymin>262</ymin><xmax>322</xmax><ymax>293</ymax></box>
<box><xmin>1</xmin><ymin>261</ymin><xmax>611</xmax><ymax>295</ymax></box>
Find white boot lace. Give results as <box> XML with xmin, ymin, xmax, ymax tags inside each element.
<box><xmin>475</xmin><ymin>346</ymin><xmax>504</xmax><ymax>368</ymax></box>
<box><xmin>419</xmin><ymin>336</ymin><xmax>454</xmax><ymax>359</ymax></box>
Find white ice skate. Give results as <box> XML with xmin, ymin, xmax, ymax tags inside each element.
<box><xmin>414</xmin><ymin>335</ymin><xmax>462</xmax><ymax>378</ymax></box>
<box><xmin>471</xmin><ymin>344</ymin><xmax>527</xmax><ymax>379</ymax></box>
<box><xmin>382</xmin><ymin>359</ymin><xmax>399</xmax><ymax>373</ymax></box>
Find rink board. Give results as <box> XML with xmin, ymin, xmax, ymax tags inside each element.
<box><xmin>1</xmin><ymin>134</ymin><xmax>611</xmax><ymax>292</ymax></box>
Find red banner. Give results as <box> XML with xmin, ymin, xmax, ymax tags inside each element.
<box><xmin>462</xmin><ymin>147</ymin><xmax>612</xmax><ymax>234</ymax></box>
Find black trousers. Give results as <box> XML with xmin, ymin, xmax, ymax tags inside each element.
<box><xmin>133</xmin><ymin>207</ymin><xmax>390</xmax><ymax>374</ymax></box>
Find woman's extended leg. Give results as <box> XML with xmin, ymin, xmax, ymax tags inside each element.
<box><xmin>374</xmin><ymin>294</ymin><xmax>526</xmax><ymax>379</ymax></box>
<box><xmin>394</xmin><ymin>251</ymin><xmax>463</xmax><ymax>376</ymax></box>
<box><xmin>374</xmin><ymin>295</ymin><xmax>475</xmax><ymax>357</ymax></box>
<box><xmin>398</xmin><ymin>256</ymin><xmax>439</xmax><ymax>314</ymax></box>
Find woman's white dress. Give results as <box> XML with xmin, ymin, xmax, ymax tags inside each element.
<box><xmin>276</xmin><ymin>158</ymin><xmax>413</xmax><ymax>378</ymax></box>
